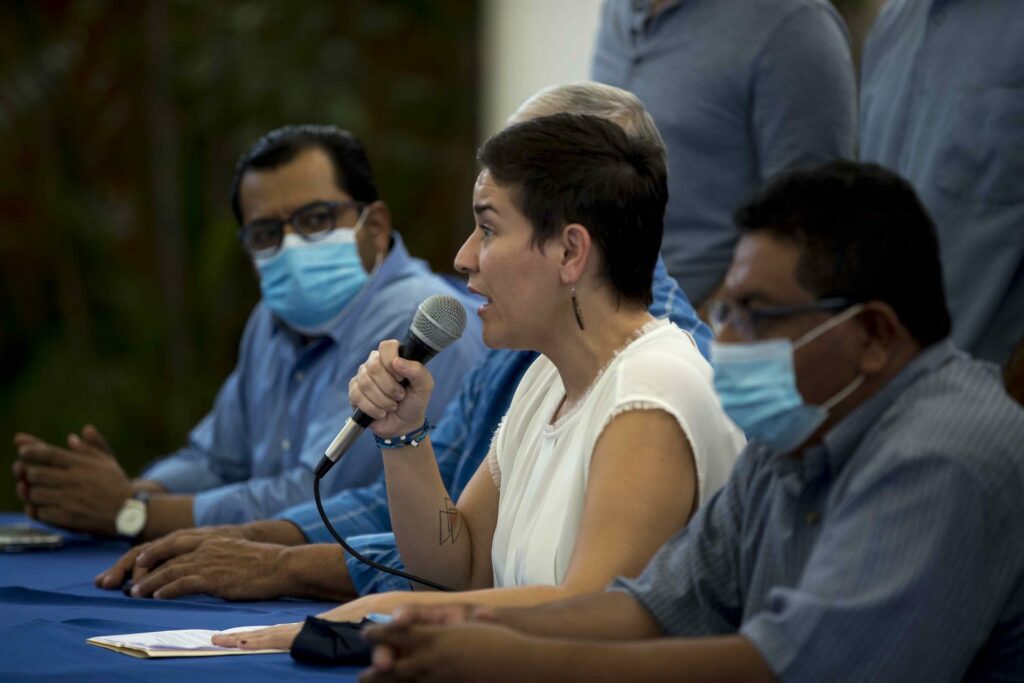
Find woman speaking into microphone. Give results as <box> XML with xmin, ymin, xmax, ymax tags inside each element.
<box><xmin>217</xmin><ymin>113</ymin><xmax>744</xmax><ymax>650</ymax></box>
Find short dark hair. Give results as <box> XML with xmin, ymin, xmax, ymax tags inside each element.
<box><xmin>229</xmin><ymin>124</ymin><xmax>378</xmax><ymax>224</ymax></box>
<box><xmin>734</xmin><ymin>160</ymin><xmax>951</xmax><ymax>347</ymax></box>
<box><xmin>478</xmin><ymin>113</ymin><xmax>667</xmax><ymax>307</ymax></box>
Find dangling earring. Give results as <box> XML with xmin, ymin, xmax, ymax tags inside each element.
<box><xmin>571</xmin><ymin>285</ymin><xmax>585</xmax><ymax>331</ymax></box>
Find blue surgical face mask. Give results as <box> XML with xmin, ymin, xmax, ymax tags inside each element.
<box><xmin>710</xmin><ymin>305</ymin><xmax>865</xmax><ymax>454</ymax></box>
<box><xmin>255</xmin><ymin>209</ymin><xmax>370</xmax><ymax>335</ymax></box>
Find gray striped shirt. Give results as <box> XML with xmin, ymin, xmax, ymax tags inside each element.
<box><xmin>612</xmin><ymin>340</ymin><xmax>1024</xmax><ymax>681</ymax></box>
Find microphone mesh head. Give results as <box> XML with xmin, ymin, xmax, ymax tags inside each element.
<box><xmin>411</xmin><ymin>294</ymin><xmax>468</xmax><ymax>351</ymax></box>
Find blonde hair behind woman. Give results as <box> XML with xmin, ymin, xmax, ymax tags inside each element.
<box><xmin>509</xmin><ymin>81</ymin><xmax>666</xmax><ymax>158</ymax></box>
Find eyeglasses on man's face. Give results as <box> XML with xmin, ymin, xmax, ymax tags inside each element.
<box><xmin>238</xmin><ymin>200</ymin><xmax>363</xmax><ymax>258</ymax></box>
<box><xmin>707</xmin><ymin>297</ymin><xmax>853</xmax><ymax>341</ymax></box>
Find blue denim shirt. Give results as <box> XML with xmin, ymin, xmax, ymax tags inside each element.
<box><xmin>592</xmin><ymin>0</ymin><xmax>856</xmax><ymax>304</ymax></box>
<box><xmin>278</xmin><ymin>257</ymin><xmax>712</xmax><ymax>594</ymax></box>
<box><xmin>141</xmin><ymin>233</ymin><xmax>486</xmax><ymax>525</ymax></box>
<box><xmin>860</xmin><ymin>0</ymin><xmax>1024</xmax><ymax>364</ymax></box>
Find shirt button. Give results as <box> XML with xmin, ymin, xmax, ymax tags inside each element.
<box><xmin>294</xmin><ymin>371</ymin><xmax>305</xmax><ymax>381</ymax></box>
<box><xmin>633</xmin><ymin>55</ymin><xmax>644</xmax><ymax>66</ymax></box>
<box><xmin>281</xmin><ymin>439</ymin><xmax>291</xmax><ymax>451</ymax></box>
<box><xmin>932</xmin><ymin>11</ymin><xmax>945</xmax><ymax>25</ymax></box>
<box><xmin>805</xmin><ymin>511</ymin><xmax>821</xmax><ymax>526</ymax></box>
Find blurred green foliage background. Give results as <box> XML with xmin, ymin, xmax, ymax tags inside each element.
<box><xmin>1</xmin><ymin>0</ymin><xmax>480</xmax><ymax>511</ymax></box>
<box><xmin>1</xmin><ymin>0</ymin><xmax>878</xmax><ymax>514</ymax></box>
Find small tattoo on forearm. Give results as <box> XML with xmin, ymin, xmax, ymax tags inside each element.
<box><xmin>438</xmin><ymin>497</ymin><xmax>463</xmax><ymax>545</ymax></box>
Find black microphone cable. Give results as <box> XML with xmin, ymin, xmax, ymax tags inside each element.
<box><xmin>313</xmin><ymin>474</ymin><xmax>455</xmax><ymax>592</ymax></box>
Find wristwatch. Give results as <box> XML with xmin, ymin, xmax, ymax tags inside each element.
<box><xmin>115</xmin><ymin>491</ymin><xmax>150</xmax><ymax>542</ymax></box>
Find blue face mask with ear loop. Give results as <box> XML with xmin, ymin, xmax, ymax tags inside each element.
<box><xmin>710</xmin><ymin>304</ymin><xmax>866</xmax><ymax>454</ymax></box>
<box><xmin>255</xmin><ymin>207</ymin><xmax>371</xmax><ymax>335</ymax></box>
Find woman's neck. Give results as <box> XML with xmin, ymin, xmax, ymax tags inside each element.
<box><xmin>542</xmin><ymin>302</ymin><xmax>655</xmax><ymax>407</ymax></box>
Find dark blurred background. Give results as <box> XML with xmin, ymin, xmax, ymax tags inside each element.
<box><xmin>0</xmin><ymin>0</ymin><xmax>480</xmax><ymax>511</ymax></box>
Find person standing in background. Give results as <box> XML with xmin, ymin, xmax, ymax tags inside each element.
<box><xmin>592</xmin><ymin>0</ymin><xmax>857</xmax><ymax>310</ymax></box>
<box><xmin>860</xmin><ymin>0</ymin><xmax>1024</xmax><ymax>374</ymax></box>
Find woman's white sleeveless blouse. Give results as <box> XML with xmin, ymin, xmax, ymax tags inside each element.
<box><xmin>488</xmin><ymin>319</ymin><xmax>745</xmax><ymax>588</ymax></box>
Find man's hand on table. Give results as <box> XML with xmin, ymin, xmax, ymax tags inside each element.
<box><xmin>95</xmin><ymin>525</ymin><xmax>249</xmax><ymax>590</ymax></box>
<box><xmin>95</xmin><ymin>520</ymin><xmax>312</xmax><ymax>600</ymax></box>
<box><xmin>360</xmin><ymin>619</ymin><xmax>536</xmax><ymax>683</ymax></box>
<box><xmin>13</xmin><ymin>425</ymin><xmax>134</xmax><ymax>535</ymax></box>
<box><xmin>119</xmin><ymin>536</ymin><xmax>296</xmax><ymax>600</ymax></box>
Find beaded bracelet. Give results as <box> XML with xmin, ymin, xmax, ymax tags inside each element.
<box><xmin>374</xmin><ymin>420</ymin><xmax>432</xmax><ymax>449</ymax></box>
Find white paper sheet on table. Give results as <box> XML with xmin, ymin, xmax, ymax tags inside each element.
<box><xmin>86</xmin><ymin>624</ymin><xmax>289</xmax><ymax>658</ymax></box>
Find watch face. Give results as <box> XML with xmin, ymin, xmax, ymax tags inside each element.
<box><xmin>115</xmin><ymin>500</ymin><xmax>147</xmax><ymax>538</ymax></box>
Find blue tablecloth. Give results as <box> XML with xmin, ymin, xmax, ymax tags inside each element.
<box><xmin>0</xmin><ymin>514</ymin><xmax>360</xmax><ymax>681</ymax></box>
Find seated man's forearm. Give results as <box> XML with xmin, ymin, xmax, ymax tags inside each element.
<box><xmin>141</xmin><ymin>495</ymin><xmax>195</xmax><ymax>540</ymax></box>
<box><xmin>525</xmin><ymin>634</ymin><xmax>774</xmax><ymax>683</ymax></box>
<box><xmin>278</xmin><ymin>543</ymin><xmax>359</xmax><ymax>602</ymax></box>
<box><xmin>131</xmin><ymin>479</ymin><xmax>168</xmax><ymax>494</ymax></box>
<box><xmin>240</xmin><ymin>519</ymin><xmax>308</xmax><ymax>546</ymax></box>
<box><xmin>496</xmin><ymin>590</ymin><xmax>662</xmax><ymax>641</ymax></box>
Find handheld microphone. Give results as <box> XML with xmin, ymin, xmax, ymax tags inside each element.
<box><xmin>314</xmin><ymin>294</ymin><xmax>467</xmax><ymax>479</ymax></box>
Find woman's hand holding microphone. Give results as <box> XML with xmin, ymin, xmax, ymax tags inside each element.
<box><xmin>349</xmin><ymin>340</ymin><xmax>435</xmax><ymax>440</ymax></box>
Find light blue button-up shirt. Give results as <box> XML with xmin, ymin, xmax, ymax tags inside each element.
<box><xmin>141</xmin><ymin>233</ymin><xmax>486</xmax><ymax>526</ymax></box>
<box><xmin>279</xmin><ymin>257</ymin><xmax>713</xmax><ymax>595</ymax></box>
<box><xmin>592</xmin><ymin>0</ymin><xmax>857</xmax><ymax>304</ymax></box>
<box><xmin>613</xmin><ymin>340</ymin><xmax>1024</xmax><ymax>680</ymax></box>
<box><xmin>860</xmin><ymin>0</ymin><xmax>1024</xmax><ymax>364</ymax></box>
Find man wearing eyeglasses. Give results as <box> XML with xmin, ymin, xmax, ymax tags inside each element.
<box><xmin>13</xmin><ymin>124</ymin><xmax>485</xmax><ymax>542</ymax></box>
<box><xmin>355</xmin><ymin>161</ymin><xmax>1024</xmax><ymax>683</ymax></box>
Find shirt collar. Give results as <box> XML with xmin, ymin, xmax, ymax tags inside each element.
<box><xmin>632</xmin><ymin>0</ymin><xmax>681</xmax><ymax>15</ymax></box>
<box><xmin>822</xmin><ymin>338</ymin><xmax>958</xmax><ymax>475</ymax></box>
<box><xmin>771</xmin><ymin>338</ymin><xmax>958</xmax><ymax>493</ymax></box>
<box><xmin>630</xmin><ymin>0</ymin><xmax>681</xmax><ymax>31</ymax></box>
